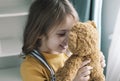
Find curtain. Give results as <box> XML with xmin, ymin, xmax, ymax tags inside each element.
<box><xmin>70</xmin><ymin>0</ymin><xmax>103</xmax><ymax>47</ymax></box>
<box><xmin>106</xmin><ymin>8</ymin><xmax>120</xmax><ymax>81</ymax></box>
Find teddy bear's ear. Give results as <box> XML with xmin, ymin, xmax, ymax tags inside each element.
<box><xmin>87</xmin><ymin>21</ymin><xmax>97</xmax><ymax>28</ymax></box>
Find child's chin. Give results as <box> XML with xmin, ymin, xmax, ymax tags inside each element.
<box><xmin>59</xmin><ymin>49</ymin><xmax>67</xmax><ymax>53</ymax></box>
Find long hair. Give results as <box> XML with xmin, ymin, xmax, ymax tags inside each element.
<box><xmin>22</xmin><ymin>0</ymin><xmax>79</xmax><ymax>55</ymax></box>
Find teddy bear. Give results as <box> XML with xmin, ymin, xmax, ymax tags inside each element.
<box><xmin>55</xmin><ymin>21</ymin><xmax>105</xmax><ymax>81</ymax></box>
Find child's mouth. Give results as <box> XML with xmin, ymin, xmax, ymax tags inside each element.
<box><xmin>60</xmin><ymin>45</ymin><xmax>68</xmax><ymax>49</ymax></box>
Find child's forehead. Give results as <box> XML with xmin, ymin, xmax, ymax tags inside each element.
<box><xmin>48</xmin><ymin>15</ymin><xmax>76</xmax><ymax>34</ymax></box>
<box><xmin>53</xmin><ymin>22</ymin><xmax>75</xmax><ymax>33</ymax></box>
<box><xmin>49</xmin><ymin>25</ymin><xmax>71</xmax><ymax>34</ymax></box>
<box><xmin>57</xmin><ymin>15</ymin><xmax>76</xmax><ymax>29</ymax></box>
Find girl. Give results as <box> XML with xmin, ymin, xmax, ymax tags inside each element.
<box><xmin>20</xmin><ymin>0</ymin><xmax>106</xmax><ymax>81</ymax></box>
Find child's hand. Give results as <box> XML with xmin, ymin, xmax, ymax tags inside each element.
<box><xmin>73</xmin><ymin>60</ymin><xmax>93</xmax><ymax>81</ymax></box>
<box><xmin>100</xmin><ymin>52</ymin><xmax>106</xmax><ymax>68</ymax></box>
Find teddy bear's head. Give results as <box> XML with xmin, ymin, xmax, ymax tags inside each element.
<box><xmin>68</xmin><ymin>21</ymin><xmax>99</xmax><ymax>56</ymax></box>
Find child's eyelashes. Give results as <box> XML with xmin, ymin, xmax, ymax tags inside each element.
<box><xmin>57</xmin><ymin>33</ymin><xmax>66</xmax><ymax>37</ymax></box>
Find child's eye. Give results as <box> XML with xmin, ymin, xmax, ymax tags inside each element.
<box><xmin>57</xmin><ymin>33</ymin><xmax>66</xmax><ymax>37</ymax></box>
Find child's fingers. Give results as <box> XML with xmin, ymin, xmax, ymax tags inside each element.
<box><xmin>78</xmin><ymin>66</ymin><xmax>93</xmax><ymax>77</ymax></box>
<box><xmin>80</xmin><ymin>76</ymin><xmax>90</xmax><ymax>81</ymax></box>
<box><xmin>80</xmin><ymin>60</ymin><xmax>91</xmax><ymax>68</ymax></box>
<box><xmin>101</xmin><ymin>60</ymin><xmax>106</xmax><ymax>68</ymax></box>
<box><xmin>73</xmin><ymin>65</ymin><xmax>92</xmax><ymax>81</ymax></box>
<box><xmin>100</xmin><ymin>52</ymin><xmax>106</xmax><ymax>68</ymax></box>
<box><xmin>73</xmin><ymin>60</ymin><xmax>92</xmax><ymax>81</ymax></box>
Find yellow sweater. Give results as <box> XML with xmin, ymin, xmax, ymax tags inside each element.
<box><xmin>20</xmin><ymin>52</ymin><xmax>68</xmax><ymax>81</ymax></box>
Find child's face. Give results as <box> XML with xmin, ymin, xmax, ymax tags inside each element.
<box><xmin>40</xmin><ymin>15</ymin><xmax>75</xmax><ymax>54</ymax></box>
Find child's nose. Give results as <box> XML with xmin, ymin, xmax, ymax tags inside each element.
<box><xmin>63</xmin><ymin>35</ymin><xmax>68</xmax><ymax>45</ymax></box>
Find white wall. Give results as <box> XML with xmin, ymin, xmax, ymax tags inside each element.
<box><xmin>101</xmin><ymin>0</ymin><xmax>120</xmax><ymax>75</ymax></box>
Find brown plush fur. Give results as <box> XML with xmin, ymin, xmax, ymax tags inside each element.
<box><xmin>56</xmin><ymin>21</ymin><xmax>105</xmax><ymax>81</ymax></box>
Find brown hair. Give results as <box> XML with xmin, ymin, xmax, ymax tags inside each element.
<box><xmin>22</xmin><ymin>0</ymin><xmax>79</xmax><ymax>54</ymax></box>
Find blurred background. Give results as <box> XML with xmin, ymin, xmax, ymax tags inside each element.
<box><xmin>0</xmin><ymin>0</ymin><xmax>120</xmax><ymax>81</ymax></box>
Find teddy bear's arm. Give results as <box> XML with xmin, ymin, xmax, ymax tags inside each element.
<box><xmin>88</xmin><ymin>51</ymin><xmax>105</xmax><ymax>81</ymax></box>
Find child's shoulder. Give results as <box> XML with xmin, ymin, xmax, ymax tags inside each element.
<box><xmin>21</xmin><ymin>55</ymin><xmax>45</xmax><ymax>69</ymax></box>
<box><xmin>20</xmin><ymin>55</ymin><xmax>50</xmax><ymax>81</ymax></box>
